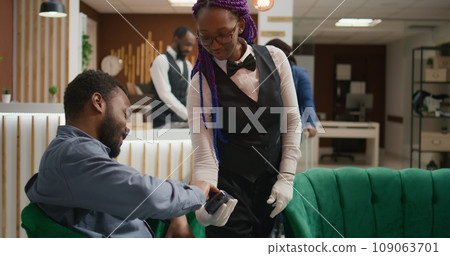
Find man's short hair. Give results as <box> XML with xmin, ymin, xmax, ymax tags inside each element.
<box><xmin>173</xmin><ymin>26</ymin><xmax>194</xmax><ymax>39</ymax></box>
<box><xmin>63</xmin><ymin>70</ymin><xmax>128</xmax><ymax>119</ymax></box>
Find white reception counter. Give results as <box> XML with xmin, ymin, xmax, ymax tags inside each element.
<box><xmin>0</xmin><ymin>103</ymin><xmax>193</xmax><ymax>238</ymax></box>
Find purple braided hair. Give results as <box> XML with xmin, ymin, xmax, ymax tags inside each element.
<box><xmin>191</xmin><ymin>0</ymin><xmax>257</xmax><ymax>162</ymax></box>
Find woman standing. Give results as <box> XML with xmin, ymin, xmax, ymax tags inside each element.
<box><xmin>188</xmin><ymin>0</ymin><xmax>302</xmax><ymax>237</ymax></box>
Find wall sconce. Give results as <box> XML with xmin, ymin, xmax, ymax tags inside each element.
<box><xmin>39</xmin><ymin>0</ymin><xmax>67</xmax><ymax>18</ymax></box>
<box><xmin>253</xmin><ymin>0</ymin><xmax>275</xmax><ymax>12</ymax></box>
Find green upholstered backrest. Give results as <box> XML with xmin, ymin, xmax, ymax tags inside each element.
<box><xmin>21</xmin><ymin>203</ymin><xmax>87</xmax><ymax>238</ymax></box>
<box><xmin>283</xmin><ymin>167</ymin><xmax>450</xmax><ymax>238</ymax></box>
<box><xmin>21</xmin><ymin>203</ymin><xmax>205</xmax><ymax>238</ymax></box>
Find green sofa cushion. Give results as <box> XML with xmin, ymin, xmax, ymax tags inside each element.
<box><xmin>284</xmin><ymin>167</ymin><xmax>450</xmax><ymax>238</ymax></box>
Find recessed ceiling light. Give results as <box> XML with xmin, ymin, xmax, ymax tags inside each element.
<box><xmin>168</xmin><ymin>0</ymin><xmax>196</xmax><ymax>7</ymax></box>
<box><xmin>335</xmin><ymin>18</ymin><xmax>382</xmax><ymax>27</ymax></box>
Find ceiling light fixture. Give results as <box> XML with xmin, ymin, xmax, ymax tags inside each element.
<box><xmin>335</xmin><ymin>18</ymin><xmax>382</xmax><ymax>27</ymax></box>
<box><xmin>253</xmin><ymin>0</ymin><xmax>275</xmax><ymax>12</ymax></box>
<box><xmin>168</xmin><ymin>0</ymin><xmax>196</xmax><ymax>7</ymax></box>
<box><xmin>39</xmin><ymin>0</ymin><xmax>67</xmax><ymax>18</ymax></box>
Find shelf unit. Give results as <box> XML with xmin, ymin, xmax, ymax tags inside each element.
<box><xmin>410</xmin><ymin>46</ymin><xmax>450</xmax><ymax>168</ymax></box>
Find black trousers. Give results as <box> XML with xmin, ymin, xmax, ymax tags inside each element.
<box><xmin>205</xmin><ymin>170</ymin><xmax>277</xmax><ymax>238</ymax></box>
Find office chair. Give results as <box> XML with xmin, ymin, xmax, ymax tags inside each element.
<box><xmin>320</xmin><ymin>113</ymin><xmax>355</xmax><ymax>163</ymax></box>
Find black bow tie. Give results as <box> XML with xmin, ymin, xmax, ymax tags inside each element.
<box><xmin>176</xmin><ymin>52</ymin><xmax>185</xmax><ymax>60</ymax></box>
<box><xmin>226</xmin><ymin>54</ymin><xmax>256</xmax><ymax>77</ymax></box>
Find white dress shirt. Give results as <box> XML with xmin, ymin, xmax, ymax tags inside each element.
<box><xmin>187</xmin><ymin>43</ymin><xmax>302</xmax><ymax>186</ymax></box>
<box><xmin>150</xmin><ymin>46</ymin><xmax>192</xmax><ymax>121</ymax></box>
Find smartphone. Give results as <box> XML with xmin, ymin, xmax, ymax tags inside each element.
<box><xmin>205</xmin><ymin>190</ymin><xmax>233</xmax><ymax>214</ymax></box>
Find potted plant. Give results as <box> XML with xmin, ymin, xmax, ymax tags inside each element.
<box><xmin>426</xmin><ymin>57</ymin><xmax>434</xmax><ymax>68</ymax></box>
<box><xmin>82</xmin><ymin>34</ymin><xmax>93</xmax><ymax>70</ymax></box>
<box><xmin>2</xmin><ymin>88</ymin><xmax>11</xmax><ymax>103</ymax></box>
<box><xmin>49</xmin><ymin>85</ymin><xmax>58</xmax><ymax>103</ymax></box>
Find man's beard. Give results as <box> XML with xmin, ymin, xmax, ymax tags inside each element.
<box><xmin>98</xmin><ymin>110</ymin><xmax>124</xmax><ymax>158</ymax></box>
<box><xmin>176</xmin><ymin>43</ymin><xmax>186</xmax><ymax>60</ymax></box>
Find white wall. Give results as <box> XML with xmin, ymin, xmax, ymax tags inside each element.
<box><xmin>295</xmin><ymin>55</ymin><xmax>314</xmax><ymax>94</ymax></box>
<box><xmin>385</xmin><ymin>22</ymin><xmax>450</xmax><ymax>166</ymax></box>
<box><xmin>68</xmin><ymin>0</ymin><xmax>81</xmax><ymax>81</ymax></box>
<box><xmin>385</xmin><ymin>40</ymin><xmax>405</xmax><ymax>157</ymax></box>
<box><xmin>257</xmin><ymin>0</ymin><xmax>293</xmax><ymax>46</ymax></box>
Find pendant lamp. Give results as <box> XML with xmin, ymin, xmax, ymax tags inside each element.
<box><xmin>252</xmin><ymin>0</ymin><xmax>275</xmax><ymax>12</ymax></box>
<box><xmin>39</xmin><ymin>0</ymin><xmax>67</xmax><ymax>18</ymax></box>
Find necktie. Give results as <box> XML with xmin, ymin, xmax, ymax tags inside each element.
<box><xmin>226</xmin><ymin>54</ymin><xmax>256</xmax><ymax>77</ymax></box>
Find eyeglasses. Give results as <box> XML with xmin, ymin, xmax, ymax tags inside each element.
<box><xmin>197</xmin><ymin>22</ymin><xmax>239</xmax><ymax>46</ymax></box>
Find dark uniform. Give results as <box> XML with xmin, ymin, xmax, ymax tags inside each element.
<box><xmin>205</xmin><ymin>45</ymin><xmax>282</xmax><ymax>237</ymax></box>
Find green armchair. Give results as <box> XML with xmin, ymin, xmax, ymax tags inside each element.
<box><xmin>21</xmin><ymin>203</ymin><xmax>87</xmax><ymax>238</ymax></box>
<box><xmin>283</xmin><ymin>167</ymin><xmax>450</xmax><ymax>238</ymax></box>
<box><xmin>21</xmin><ymin>203</ymin><xmax>204</xmax><ymax>238</ymax></box>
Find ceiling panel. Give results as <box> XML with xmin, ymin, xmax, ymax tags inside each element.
<box><xmin>346</xmin><ymin>8</ymin><xmax>402</xmax><ymax>19</ymax></box>
<box><xmin>362</xmin><ymin>0</ymin><xmax>418</xmax><ymax>8</ymax></box>
<box><xmin>409</xmin><ymin>0</ymin><xmax>450</xmax><ymax>9</ymax></box>
<box><xmin>82</xmin><ymin>0</ymin><xmax>450</xmax><ymax>45</ymax></box>
<box><xmin>393</xmin><ymin>8</ymin><xmax>450</xmax><ymax>20</ymax></box>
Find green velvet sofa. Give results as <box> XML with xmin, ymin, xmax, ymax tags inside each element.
<box><xmin>283</xmin><ymin>167</ymin><xmax>450</xmax><ymax>238</ymax></box>
<box><xmin>22</xmin><ymin>167</ymin><xmax>450</xmax><ymax>238</ymax></box>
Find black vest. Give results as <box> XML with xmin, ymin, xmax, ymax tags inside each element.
<box><xmin>212</xmin><ymin>45</ymin><xmax>283</xmax><ymax>182</ymax></box>
<box><xmin>151</xmin><ymin>51</ymin><xmax>188</xmax><ymax>127</ymax></box>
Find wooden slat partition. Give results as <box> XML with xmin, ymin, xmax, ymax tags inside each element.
<box><xmin>106</xmin><ymin>29</ymin><xmax>193</xmax><ymax>86</ymax></box>
<box><xmin>15</xmin><ymin>0</ymin><xmax>71</xmax><ymax>103</ymax></box>
<box><xmin>34</xmin><ymin>1</ymin><xmax>40</xmax><ymax>102</ymax></box>
<box><xmin>40</xmin><ymin>0</ymin><xmax>47</xmax><ymax>103</ymax></box>
<box><xmin>17</xmin><ymin>0</ymin><xmax>23</xmax><ymax>103</ymax></box>
<box><xmin>57</xmin><ymin>17</ymin><xmax>63</xmax><ymax>102</ymax></box>
<box><xmin>25</xmin><ymin>1</ymin><xmax>31</xmax><ymax>102</ymax></box>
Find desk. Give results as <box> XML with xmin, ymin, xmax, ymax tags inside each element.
<box><xmin>312</xmin><ymin>121</ymin><xmax>379</xmax><ymax>167</ymax></box>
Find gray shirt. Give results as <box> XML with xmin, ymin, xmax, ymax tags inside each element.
<box><xmin>25</xmin><ymin>125</ymin><xmax>205</xmax><ymax>237</ymax></box>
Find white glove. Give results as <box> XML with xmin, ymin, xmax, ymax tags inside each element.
<box><xmin>266</xmin><ymin>172</ymin><xmax>294</xmax><ymax>218</ymax></box>
<box><xmin>195</xmin><ymin>198</ymin><xmax>238</xmax><ymax>227</ymax></box>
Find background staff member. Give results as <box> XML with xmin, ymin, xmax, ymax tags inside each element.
<box><xmin>266</xmin><ymin>38</ymin><xmax>317</xmax><ymax>137</ymax></box>
<box><xmin>150</xmin><ymin>26</ymin><xmax>196</xmax><ymax>128</ymax></box>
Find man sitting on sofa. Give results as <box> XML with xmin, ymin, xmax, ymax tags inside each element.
<box><xmin>24</xmin><ymin>70</ymin><xmax>236</xmax><ymax>237</ymax></box>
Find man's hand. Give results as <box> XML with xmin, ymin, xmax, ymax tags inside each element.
<box><xmin>304</xmin><ymin>126</ymin><xmax>317</xmax><ymax>138</ymax></box>
<box><xmin>165</xmin><ymin>216</ymin><xmax>194</xmax><ymax>238</ymax></box>
<box><xmin>190</xmin><ymin>180</ymin><xmax>219</xmax><ymax>199</ymax></box>
<box><xmin>267</xmin><ymin>172</ymin><xmax>294</xmax><ymax>218</ymax></box>
<box><xmin>195</xmin><ymin>198</ymin><xmax>237</xmax><ymax>227</ymax></box>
